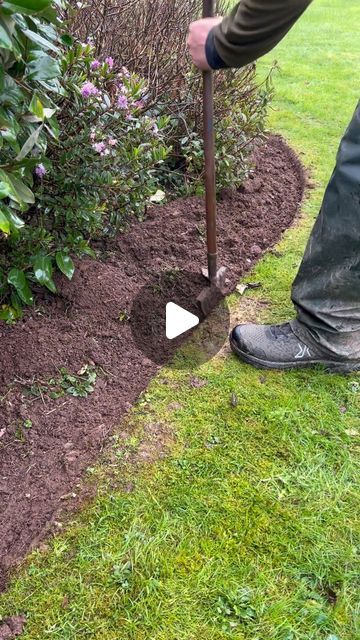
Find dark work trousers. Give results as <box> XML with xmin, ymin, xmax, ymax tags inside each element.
<box><xmin>291</xmin><ymin>101</ymin><xmax>360</xmax><ymax>360</ymax></box>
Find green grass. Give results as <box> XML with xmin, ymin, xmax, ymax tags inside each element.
<box><xmin>1</xmin><ymin>1</ymin><xmax>359</xmax><ymax>638</ymax></box>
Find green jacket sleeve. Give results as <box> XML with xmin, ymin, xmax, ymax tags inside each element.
<box><xmin>211</xmin><ymin>0</ymin><xmax>313</xmax><ymax>69</ymax></box>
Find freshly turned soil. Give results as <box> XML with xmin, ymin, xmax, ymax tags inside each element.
<box><xmin>0</xmin><ymin>136</ymin><xmax>305</xmax><ymax>592</ymax></box>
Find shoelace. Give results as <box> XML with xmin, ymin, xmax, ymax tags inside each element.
<box><xmin>270</xmin><ymin>323</ymin><xmax>293</xmax><ymax>339</ymax></box>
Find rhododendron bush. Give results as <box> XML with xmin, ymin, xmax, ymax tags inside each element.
<box><xmin>0</xmin><ymin>2</ymin><xmax>170</xmax><ymax>316</ymax></box>
<box><xmin>69</xmin><ymin>0</ymin><xmax>274</xmax><ymax>193</ymax></box>
<box><xmin>40</xmin><ymin>42</ymin><xmax>170</xmax><ymax>242</ymax></box>
<box><xmin>0</xmin><ymin>0</ymin><xmax>273</xmax><ymax>316</ymax></box>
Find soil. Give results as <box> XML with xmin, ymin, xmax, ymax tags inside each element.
<box><xmin>0</xmin><ymin>135</ymin><xmax>305</xmax><ymax>592</ymax></box>
<box><xmin>0</xmin><ymin>615</ymin><xmax>26</xmax><ymax>640</ymax></box>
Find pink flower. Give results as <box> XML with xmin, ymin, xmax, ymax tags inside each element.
<box><xmin>105</xmin><ymin>57</ymin><xmax>114</xmax><ymax>69</ymax></box>
<box><xmin>134</xmin><ymin>100</ymin><xmax>144</xmax><ymax>109</ymax></box>
<box><xmin>90</xmin><ymin>131</ymin><xmax>96</xmax><ymax>141</ymax></box>
<box><xmin>90</xmin><ymin>60</ymin><xmax>101</xmax><ymax>71</ymax></box>
<box><xmin>81</xmin><ymin>82</ymin><xmax>98</xmax><ymax>97</ymax></box>
<box><xmin>117</xmin><ymin>95</ymin><xmax>128</xmax><ymax>110</ymax></box>
<box><xmin>93</xmin><ymin>142</ymin><xmax>106</xmax><ymax>154</ymax></box>
<box><xmin>35</xmin><ymin>163</ymin><xmax>46</xmax><ymax>178</ymax></box>
<box><xmin>108</xmin><ymin>138</ymin><xmax>117</xmax><ymax>146</ymax></box>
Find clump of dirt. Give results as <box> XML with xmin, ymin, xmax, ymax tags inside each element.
<box><xmin>0</xmin><ymin>136</ymin><xmax>305</xmax><ymax>591</ymax></box>
<box><xmin>0</xmin><ymin>615</ymin><xmax>26</xmax><ymax>640</ymax></box>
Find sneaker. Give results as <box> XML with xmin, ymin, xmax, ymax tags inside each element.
<box><xmin>229</xmin><ymin>322</ymin><xmax>360</xmax><ymax>373</ymax></box>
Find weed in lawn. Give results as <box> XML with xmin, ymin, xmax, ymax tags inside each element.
<box><xmin>215</xmin><ymin>587</ymin><xmax>258</xmax><ymax>632</ymax></box>
<box><xmin>111</xmin><ymin>561</ymin><xmax>133</xmax><ymax>591</ymax></box>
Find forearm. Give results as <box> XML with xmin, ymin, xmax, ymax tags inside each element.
<box><xmin>208</xmin><ymin>0</ymin><xmax>313</xmax><ymax>69</ymax></box>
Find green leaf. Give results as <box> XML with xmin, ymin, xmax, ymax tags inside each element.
<box><xmin>16</xmin><ymin>123</ymin><xmax>43</xmax><ymax>161</ymax></box>
<box><xmin>61</xmin><ymin>33</ymin><xmax>73</xmax><ymax>47</ymax></box>
<box><xmin>35</xmin><ymin>5</ymin><xmax>58</xmax><ymax>24</ymax></box>
<box><xmin>22</xmin><ymin>114</ymin><xmax>42</xmax><ymax>124</ymax></box>
<box><xmin>6</xmin><ymin>207</ymin><xmax>25</xmax><ymax>230</ymax></box>
<box><xmin>0</xmin><ymin>305</ymin><xmax>18</xmax><ymax>323</ymax></box>
<box><xmin>0</xmin><ymin>209</ymin><xmax>10</xmax><ymax>234</ymax></box>
<box><xmin>0</xmin><ymin>74</ymin><xmax>24</xmax><ymax>107</ymax></box>
<box><xmin>7</xmin><ymin>268</ymin><xmax>33</xmax><ymax>304</ymax></box>
<box><xmin>1</xmin><ymin>126</ymin><xmax>18</xmax><ymax>149</ymax></box>
<box><xmin>0</xmin><ymin>22</ymin><xmax>13</xmax><ymax>51</ymax></box>
<box><xmin>10</xmin><ymin>290</ymin><xmax>23</xmax><ymax>316</ymax></box>
<box><xmin>29</xmin><ymin>93</ymin><xmax>44</xmax><ymax>120</ymax></box>
<box><xmin>22</xmin><ymin>28</ymin><xmax>59</xmax><ymax>53</ymax></box>
<box><xmin>11</xmin><ymin>157</ymin><xmax>40</xmax><ymax>170</ymax></box>
<box><xmin>6</xmin><ymin>173</ymin><xmax>35</xmax><ymax>204</ymax></box>
<box><xmin>43</xmin><ymin>107</ymin><xmax>56</xmax><ymax>119</ymax></box>
<box><xmin>0</xmin><ymin>107</ymin><xmax>15</xmax><ymax>128</ymax></box>
<box><xmin>27</xmin><ymin>53</ymin><xmax>60</xmax><ymax>81</ymax></box>
<box><xmin>34</xmin><ymin>255</ymin><xmax>56</xmax><ymax>293</ymax></box>
<box><xmin>31</xmin><ymin>18</ymin><xmax>57</xmax><ymax>42</ymax></box>
<box><xmin>2</xmin><ymin>0</ymin><xmax>51</xmax><ymax>14</ymax></box>
<box><xmin>0</xmin><ymin>181</ymin><xmax>12</xmax><ymax>200</ymax></box>
<box><xmin>45</xmin><ymin>114</ymin><xmax>59</xmax><ymax>139</ymax></box>
<box><xmin>56</xmin><ymin>251</ymin><xmax>75</xmax><ymax>280</ymax></box>
<box><xmin>0</xmin><ymin>14</ymin><xmax>22</xmax><ymax>59</ymax></box>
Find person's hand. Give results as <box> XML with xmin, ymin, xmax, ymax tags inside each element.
<box><xmin>187</xmin><ymin>17</ymin><xmax>223</xmax><ymax>70</ymax></box>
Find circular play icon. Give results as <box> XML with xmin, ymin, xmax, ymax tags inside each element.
<box><xmin>130</xmin><ymin>269</ymin><xmax>230</xmax><ymax>367</ymax></box>
<box><xmin>165</xmin><ymin>302</ymin><xmax>199</xmax><ymax>340</ymax></box>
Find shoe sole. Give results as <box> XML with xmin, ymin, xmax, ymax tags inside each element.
<box><xmin>229</xmin><ymin>336</ymin><xmax>360</xmax><ymax>374</ymax></box>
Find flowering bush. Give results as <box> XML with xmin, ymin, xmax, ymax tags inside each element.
<box><xmin>0</xmin><ymin>0</ymin><xmax>273</xmax><ymax>317</ymax></box>
<box><xmin>37</xmin><ymin>41</ymin><xmax>170</xmax><ymax>241</ymax></box>
<box><xmin>0</xmin><ymin>11</ymin><xmax>170</xmax><ymax>316</ymax></box>
<box><xmin>69</xmin><ymin>0</ymin><xmax>274</xmax><ymax>196</ymax></box>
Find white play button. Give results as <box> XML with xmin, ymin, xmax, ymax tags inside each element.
<box><xmin>166</xmin><ymin>302</ymin><xmax>199</xmax><ymax>340</ymax></box>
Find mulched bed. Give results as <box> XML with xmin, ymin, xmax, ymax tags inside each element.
<box><xmin>0</xmin><ymin>135</ymin><xmax>305</xmax><ymax>592</ymax></box>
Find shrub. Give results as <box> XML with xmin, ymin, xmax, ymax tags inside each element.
<box><xmin>38</xmin><ymin>43</ymin><xmax>171</xmax><ymax>239</ymax></box>
<box><xmin>0</xmin><ymin>0</ymin><xmax>63</xmax><ymax>317</ymax></box>
<box><xmin>0</xmin><ymin>0</ymin><xmax>273</xmax><ymax>316</ymax></box>
<box><xmin>68</xmin><ymin>0</ymin><xmax>274</xmax><ymax>193</ymax></box>
<box><xmin>164</xmin><ymin>66</ymin><xmax>273</xmax><ymax>194</ymax></box>
<box><xmin>0</xmin><ymin>2</ymin><xmax>170</xmax><ymax>317</ymax></box>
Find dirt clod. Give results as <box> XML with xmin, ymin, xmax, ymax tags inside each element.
<box><xmin>0</xmin><ymin>615</ymin><xmax>26</xmax><ymax>640</ymax></box>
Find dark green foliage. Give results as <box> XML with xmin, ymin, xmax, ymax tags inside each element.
<box><xmin>0</xmin><ymin>2</ymin><xmax>170</xmax><ymax>314</ymax></box>
<box><xmin>0</xmin><ymin>0</ymin><xmax>273</xmax><ymax>315</ymax></box>
<box><xmin>0</xmin><ymin>0</ymin><xmax>63</xmax><ymax>317</ymax></box>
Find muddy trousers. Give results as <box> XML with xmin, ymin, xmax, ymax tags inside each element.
<box><xmin>291</xmin><ymin>101</ymin><xmax>360</xmax><ymax>360</ymax></box>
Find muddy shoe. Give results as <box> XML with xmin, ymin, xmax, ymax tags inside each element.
<box><xmin>229</xmin><ymin>322</ymin><xmax>360</xmax><ymax>373</ymax></box>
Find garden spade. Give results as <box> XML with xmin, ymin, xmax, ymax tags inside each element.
<box><xmin>197</xmin><ymin>0</ymin><xmax>227</xmax><ymax>317</ymax></box>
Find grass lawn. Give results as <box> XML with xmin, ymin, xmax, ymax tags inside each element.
<box><xmin>1</xmin><ymin>1</ymin><xmax>359</xmax><ymax>638</ymax></box>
